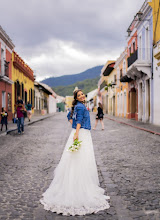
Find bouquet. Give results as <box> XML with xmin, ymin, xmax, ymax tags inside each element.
<box><xmin>67</xmin><ymin>139</ymin><xmax>82</xmax><ymax>152</ymax></box>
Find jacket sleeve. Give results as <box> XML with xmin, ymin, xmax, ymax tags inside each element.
<box><xmin>67</xmin><ymin>111</ymin><xmax>72</xmax><ymax>121</ymax></box>
<box><xmin>76</xmin><ymin>106</ymin><xmax>84</xmax><ymax>125</ymax></box>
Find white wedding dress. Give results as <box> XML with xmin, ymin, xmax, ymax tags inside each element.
<box><xmin>40</xmin><ymin>128</ymin><xmax>110</xmax><ymax>216</ymax></box>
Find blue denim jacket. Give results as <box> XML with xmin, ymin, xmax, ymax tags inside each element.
<box><xmin>67</xmin><ymin>102</ymin><xmax>91</xmax><ymax>130</ymax></box>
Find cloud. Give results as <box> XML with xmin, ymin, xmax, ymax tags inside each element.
<box><xmin>0</xmin><ymin>0</ymin><xmax>145</xmax><ymax>80</ymax></box>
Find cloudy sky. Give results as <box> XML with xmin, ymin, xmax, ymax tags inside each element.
<box><xmin>1</xmin><ymin>0</ymin><xmax>145</xmax><ymax>81</ymax></box>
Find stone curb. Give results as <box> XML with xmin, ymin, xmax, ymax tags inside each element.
<box><xmin>105</xmin><ymin>116</ymin><xmax>160</xmax><ymax>136</ymax></box>
<box><xmin>6</xmin><ymin>114</ymin><xmax>55</xmax><ymax>135</ymax></box>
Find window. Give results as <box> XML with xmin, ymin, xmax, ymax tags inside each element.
<box><xmin>1</xmin><ymin>48</ymin><xmax>5</xmax><ymax>75</ymax></box>
<box><xmin>2</xmin><ymin>91</ymin><xmax>6</xmax><ymax>108</ymax></box>
<box><xmin>146</xmin><ymin>27</ymin><xmax>150</xmax><ymax>60</ymax></box>
<box><xmin>8</xmin><ymin>93</ymin><xmax>11</xmax><ymax>111</ymax></box>
<box><xmin>123</xmin><ymin>60</ymin><xmax>126</xmax><ymax>75</ymax></box>
<box><xmin>31</xmin><ymin>89</ymin><xmax>33</xmax><ymax>105</ymax></box>
<box><xmin>21</xmin><ymin>83</ymin><xmax>24</xmax><ymax>100</ymax></box>
<box><xmin>133</xmin><ymin>42</ymin><xmax>136</xmax><ymax>53</ymax></box>
<box><xmin>129</xmin><ymin>47</ymin><xmax>131</xmax><ymax>56</ymax></box>
<box><xmin>44</xmin><ymin>97</ymin><xmax>47</xmax><ymax>109</ymax></box>
<box><xmin>114</xmin><ymin>75</ymin><xmax>117</xmax><ymax>84</ymax></box>
<box><xmin>120</xmin><ymin>69</ymin><xmax>123</xmax><ymax>78</ymax></box>
<box><xmin>139</xmin><ymin>35</ymin><xmax>142</xmax><ymax>60</ymax></box>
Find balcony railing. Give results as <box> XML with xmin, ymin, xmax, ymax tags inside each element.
<box><xmin>127</xmin><ymin>50</ymin><xmax>138</xmax><ymax>68</ymax></box>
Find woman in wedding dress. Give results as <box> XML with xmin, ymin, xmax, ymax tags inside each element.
<box><xmin>40</xmin><ymin>89</ymin><xmax>110</xmax><ymax>216</ymax></box>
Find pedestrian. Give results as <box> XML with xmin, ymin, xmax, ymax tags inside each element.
<box><xmin>27</xmin><ymin>101</ymin><xmax>32</xmax><ymax>122</ymax></box>
<box><xmin>40</xmin><ymin>89</ymin><xmax>110</xmax><ymax>216</ymax></box>
<box><xmin>1</xmin><ymin>107</ymin><xmax>8</xmax><ymax>131</ymax></box>
<box><xmin>16</xmin><ymin>96</ymin><xmax>23</xmax><ymax>106</ymax></box>
<box><xmin>16</xmin><ymin>104</ymin><xmax>25</xmax><ymax>134</ymax></box>
<box><xmin>93</xmin><ymin>102</ymin><xmax>104</xmax><ymax>130</ymax></box>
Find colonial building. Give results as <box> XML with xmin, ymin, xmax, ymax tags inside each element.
<box><xmin>86</xmin><ymin>89</ymin><xmax>98</xmax><ymax>111</ymax></box>
<box><xmin>99</xmin><ymin>61</ymin><xmax>115</xmax><ymax>115</ymax></box>
<box><xmin>125</xmin><ymin>17</ymin><xmax>139</xmax><ymax>121</ymax></box>
<box><xmin>40</xmin><ymin>83</ymin><xmax>57</xmax><ymax>114</ymax></box>
<box><xmin>0</xmin><ymin>26</ymin><xmax>15</xmax><ymax>121</ymax></box>
<box><xmin>65</xmin><ymin>96</ymin><xmax>74</xmax><ymax>110</ymax></box>
<box><xmin>34</xmin><ymin>82</ymin><xmax>53</xmax><ymax>115</ymax></box>
<box><xmin>12</xmin><ymin>51</ymin><xmax>35</xmax><ymax>114</ymax></box>
<box><xmin>126</xmin><ymin>1</ymin><xmax>153</xmax><ymax>122</ymax></box>
<box><xmin>149</xmin><ymin>0</ymin><xmax>160</xmax><ymax>125</ymax></box>
<box><xmin>115</xmin><ymin>49</ymin><xmax>129</xmax><ymax>118</ymax></box>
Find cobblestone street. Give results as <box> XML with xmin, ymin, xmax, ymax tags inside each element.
<box><xmin>0</xmin><ymin>113</ymin><xmax>160</xmax><ymax>220</ymax></box>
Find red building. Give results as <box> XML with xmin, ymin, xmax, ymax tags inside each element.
<box><xmin>0</xmin><ymin>26</ymin><xmax>15</xmax><ymax>121</ymax></box>
<box><xmin>125</xmin><ymin>20</ymin><xmax>139</xmax><ymax>120</ymax></box>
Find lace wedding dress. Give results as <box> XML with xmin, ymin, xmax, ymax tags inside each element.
<box><xmin>40</xmin><ymin>128</ymin><xmax>110</xmax><ymax>216</ymax></box>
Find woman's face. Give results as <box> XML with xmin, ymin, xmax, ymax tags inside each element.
<box><xmin>77</xmin><ymin>91</ymin><xmax>85</xmax><ymax>102</ymax></box>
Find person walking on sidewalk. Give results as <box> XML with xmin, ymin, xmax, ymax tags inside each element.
<box><xmin>93</xmin><ymin>102</ymin><xmax>104</xmax><ymax>130</ymax></box>
<box><xmin>1</xmin><ymin>107</ymin><xmax>8</xmax><ymax>131</ymax></box>
<box><xmin>16</xmin><ymin>104</ymin><xmax>25</xmax><ymax>134</ymax></box>
<box><xmin>27</xmin><ymin>102</ymin><xmax>32</xmax><ymax>122</ymax></box>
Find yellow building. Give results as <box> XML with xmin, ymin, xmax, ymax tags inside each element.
<box><xmin>148</xmin><ymin>0</ymin><xmax>160</xmax><ymax>45</ymax></box>
<box><xmin>65</xmin><ymin>96</ymin><xmax>74</xmax><ymax>110</ymax></box>
<box><xmin>12</xmin><ymin>51</ymin><xmax>35</xmax><ymax>114</ymax></box>
<box><xmin>99</xmin><ymin>61</ymin><xmax>116</xmax><ymax>115</ymax></box>
<box><xmin>115</xmin><ymin>49</ymin><xmax>129</xmax><ymax>118</ymax></box>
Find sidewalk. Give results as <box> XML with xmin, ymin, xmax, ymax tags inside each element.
<box><xmin>104</xmin><ymin>114</ymin><xmax>160</xmax><ymax>136</ymax></box>
<box><xmin>0</xmin><ymin>113</ymin><xmax>55</xmax><ymax>137</ymax></box>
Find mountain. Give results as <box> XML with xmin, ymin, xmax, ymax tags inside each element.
<box><xmin>41</xmin><ymin>65</ymin><xmax>103</xmax><ymax>87</ymax></box>
<box><xmin>52</xmin><ymin>77</ymin><xmax>99</xmax><ymax>97</ymax></box>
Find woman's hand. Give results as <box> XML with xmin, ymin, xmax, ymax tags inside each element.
<box><xmin>73</xmin><ymin>132</ymin><xmax>79</xmax><ymax>141</ymax></box>
<box><xmin>69</xmin><ymin>119</ymin><xmax>73</xmax><ymax>125</ymax></box>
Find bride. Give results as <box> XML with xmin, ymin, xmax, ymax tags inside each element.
<box><xmin>40</xmin><ymin>89</ymin><xmax>110</xmax><ymax>216</ymax></box>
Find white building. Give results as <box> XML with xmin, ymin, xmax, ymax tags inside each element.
<box><xmin>34</xmin><ymin>82</ymin><xmax>57</xmax><ymax>115</ymax></box>
<box><xmin>126</xmin><ymin>1</ymin><xmax>153</xmax><ymax>123</ymax></box>
<box><xmin>86</xmin><ymin>89</ymin><xmax>98</xmax><ymax>111</ymax></box>
<box><xmin>153</xmin><ymin>41</ymin><xmax>160</xmax><ymax>125</ymax></box>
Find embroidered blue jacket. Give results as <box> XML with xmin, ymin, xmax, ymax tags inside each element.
<box><xmin>67</xmin><ymin>101</ymin><xmax>91</xmax><ymax>130</ymax></box>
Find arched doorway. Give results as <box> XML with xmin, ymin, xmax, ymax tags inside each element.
<box><xmin>130</xmin><ymin>88</ymin><xmax>136</xmax><ymax>119</ymax></box>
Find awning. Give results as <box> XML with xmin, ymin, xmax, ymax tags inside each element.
<box><xmin>120</xmin><ymin>75</ymin><xmax>133</xmax><ymax>83</ymax></box>
<box><xmin>103</xmin><ymin>62</ymin><xmax>115</xmax><ymax>76</ymax></box>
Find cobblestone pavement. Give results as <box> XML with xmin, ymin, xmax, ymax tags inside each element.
<box><xmin>0</xmin><ymin>112</ymin><xmax>160</xmax><ymax>220</ymax></box>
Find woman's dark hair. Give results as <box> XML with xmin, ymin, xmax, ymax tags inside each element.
<box><xmin>70</xmin><ymin>89</ymin><xmax>82</xmax><ymax>118</ymax></box>
<box><xmin>98</xmin><ymin>102</ymin><xmax>103</xmax><ymax>110</ymax></box>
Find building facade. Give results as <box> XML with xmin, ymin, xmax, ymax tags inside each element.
<box><xmin>99</xmin><ymin>61</ymin><xmax>115</xmax><ymax>115</ymax></box>
<box><xmin>12</xmin><ymin>51</ymin><xmax>35</xmax><ymax>114</ymax></box>
<box><xmin>126</xmin><ymin>1</ymin><xmax>153</xmax><ymax>122</ymax></box>
<box><xmin>115</xmin><ymin>49</ymin><xmax>129</xmax><ymax>118</ymax></box>
<box><xmin>34</xmin><ymin>82</ymin><xmax>53</xmax><ymax>115</ymax></box>
<box><xmin>0</xmin><ymin>26</ymin><xmax>15</xmax><ymax>121</ymax></box>
<box><xmin>149</xmin><ymin>0</ymin><xmax>160</xmax><ymax>125</ymax></box>
<box><xmin>86</xmin><ymin>89</ymin><xmax>98</xmax><ymax>111</ymax></box>
<box><xmin>65</xmin><ymin>96</ymin><xmax>74</xmax><ymax>111</ymax></box>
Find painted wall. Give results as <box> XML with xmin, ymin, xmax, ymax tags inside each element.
<box><xmin>0</xmin><ymin>45</ymin><xmax>13</xmax><ymax>121</ymax></box>
<box><xmin>116</xmin><ymin>53</ymin><xmax>129</xmax><ymax>118</ymax></box>
<box><xmin>148</xmin><ymin>0</ymin><xmax>160</xmax><ymax>44</ymax></box>
<box><xmin>12</xmin><ymin>52</ymin><xmax>34</xmax><ymax>114</ymax></box>
<box><xmin>65</xmin><ymin>96</ymin><xmax>74</xmax><ymax>110</ymax></box>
